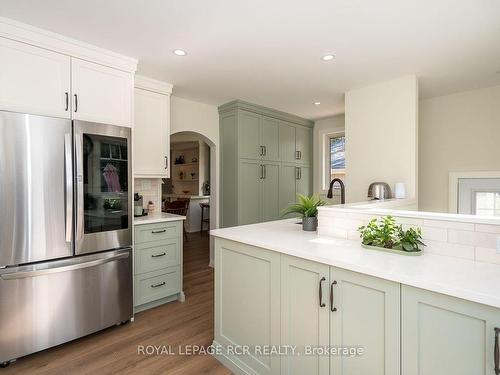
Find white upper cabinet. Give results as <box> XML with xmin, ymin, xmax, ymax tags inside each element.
<box><xmin>71</xmin><ymin>58</ymin><xmax>133</xmax><ymax>127</ymax></box>
<box><xmin>133</xmin><ymin>83</ymin><xmax>171</xmax><ymax>178</ymax></box>
<box><xmin>0</xmin><ymin>37</ymin><xmax>71</xmax><ymax>118</ymax></box>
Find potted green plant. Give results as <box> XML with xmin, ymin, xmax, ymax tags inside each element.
<box><xmin>283</xmin><ymin>194</ymin><xmax>326</xmax><ymax>231</ymax></box>
<box><xmin>358</xmin><ymin>216</ymin><xmax>425</xmax><ymax>255</ymax></box>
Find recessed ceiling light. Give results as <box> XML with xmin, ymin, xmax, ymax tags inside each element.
<box><xmin>314</xmin><ymin>102</ymin><xmax>321</xmax><ymax>105</ymax></box>
<box><xmin>173</xmin><ymin>49</ymin><xmax>187</xmax><ymax>56</ymax></box>
<box><xmin>321</xmin><ymin>54</ymin><xmax>335</xmax><ymax>61</ymax></box>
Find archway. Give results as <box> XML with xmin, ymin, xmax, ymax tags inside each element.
<box><xmin>169</xmin><ymin>131</ymin><xmax>218</xmax><ymax>266</ymax></box>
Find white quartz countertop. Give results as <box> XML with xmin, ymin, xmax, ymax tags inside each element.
<box><xmin>211</xmin><ymin>219</ymin><xmax>500</xmax><ymax>309</ymax></box>
<box><xmin>134</xmin><ymin>212</ymin><xmax>185</xmax><ymax>225</ymax></box>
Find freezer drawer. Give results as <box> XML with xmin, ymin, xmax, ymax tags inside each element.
<box><xmin>0</xmin><ymin>248</ymin><xmax>132</xmax><ymax>363</ymax></box>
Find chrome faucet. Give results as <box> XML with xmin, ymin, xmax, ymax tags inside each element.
<box><xmin>327</xmin><ymin>178</ymin><xmax>345</xmax><ymax>204</ymax></box>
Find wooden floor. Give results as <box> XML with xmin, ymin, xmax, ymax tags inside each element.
<box><xmin>3</xmin><ymin>232</ymin><xmax>232</xmax><ymax>375</ymax></box>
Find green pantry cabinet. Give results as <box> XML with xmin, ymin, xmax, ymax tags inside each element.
<box><xmin>219</xmin><ymin>100</ymin><xmax>313</xmax><ymax>227</ymax></box>
<box><xmin>213</xmin><ymin>238</ymin><xmax>500</xmax><ymax>375</ymax></box>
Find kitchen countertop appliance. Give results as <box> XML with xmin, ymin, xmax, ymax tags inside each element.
<box><xmin>0</xmin><ymin>111</ymin><xmax>132</xmax><ymax>366</ymax></box>
<box><xmin>367</xmin><ymin>182</ymin><xmax>392</xmax><ymax>200</ymax></box>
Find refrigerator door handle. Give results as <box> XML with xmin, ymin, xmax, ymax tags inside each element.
<box><xmin>75</xmin><ymin>132</ymin><xmax>84</xmax><ymax>242</ymax></box>
<box><xmin>0</xmin><ymin>252</ymin><xmax>129</xmax><ymax>280</ymax></box>
<box><xmin>64</xmin><ymin>133</ymin><xmax>73</xmax><ymax>243</ymax></box>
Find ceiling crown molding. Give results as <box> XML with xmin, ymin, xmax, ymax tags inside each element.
<box><xmin>0</xmin><ymin>16</ymin><xmax>138</xmax><ymax>73</ymax></box>
<box><xmin>218</xmin><ymin>100</ymin><xmax>314</xmax><ymax>127</ymax></box>
<box><xmin>134</xmin><ymin>75</ymin><xmax>173</xmax><ymax>95</ymax></box>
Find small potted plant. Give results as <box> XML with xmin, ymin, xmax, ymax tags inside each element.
<box><xmin>358</xmin><ymin>216</ymin><xmax>425</xmax><ymax>255</ymax></box>
<box><xmin>283</xmin><ymin>194</ymin><xmax>326</xmax><ymax>231</ymax></box>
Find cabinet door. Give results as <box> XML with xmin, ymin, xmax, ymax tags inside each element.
<box><xmin>0</xmin><ymin>38</ymin><xmax>70</xmax><ymax>118</ymax></box>
<box><xmin>279</xmin><ymin>164</ymin><xmax>298</xmax><ymax>217</ymax></box>
<box><xmin>71</xmin><ymin>58</ymin><xmax>133</xmax><ymax>127</ymax></box>
<box><xmin>262</xmin><ymin>163</ymin><xmax>280</xmax><ymax>221</ymax></box>
<box><xmin>261</xmin><ymin>116</ymin><xmax>279</xmax><ymax>161</ymax></box>
<box><xmin>330</xmin><ymin>267</ymin><xmax>400</xmax><ymax>375</ymax></box>
<box><xmin>279</xmin><ymin>122</ymin><xmax>297</xmax><ymax>163</ymax></box>
<box><xmin>281</xmin><ymin>256</ymin><xmax>330</xmax><ymax>375</ymax></box>
<box><xmin>296</xmin><ymin>166</ymin><xmax>311</xmax><ymax>198</ymax></box>
<box><xmin>295</xmin><ymin>126</ymin><xmax>312</xmax><ymax>165</ymax></box>
<box><xmin>215</xmin><ymin>239</ymin><xmax>281</xmax><ymax>375</ymax></box>
<box><xmin>133</xmin><ymin>88</ymin><xmax>170</xmax><ymax>177</ymax></box>
<box><xmin>402</xmin><ymin>285</ymin><xmax>500</xmax><ymax>375</ymax></box>
<box><xmin>238</xmin><ymin>111</ymin><xmax>261</xmax><ymax>159</ymax></box>
<box><xmin>238</xmin><ymin>160</ymin><xmax>262</xmax><ymax>225</ymax></box>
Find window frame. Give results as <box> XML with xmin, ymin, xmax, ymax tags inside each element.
<box><xmin>323</xmin><ymin>131</ymin><xmax>345</xmax><ymax>190</ymax></box>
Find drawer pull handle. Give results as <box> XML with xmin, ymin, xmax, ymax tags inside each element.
<box><xmin>151</xmin><ymin>281</ymin><xmax>166</xmax><ymax>288</ymax></box>
<box><xmin>330</xmin><ymin>280</ymin><xmax>337</xmax><ymax>312</ymax></box>
<box><xmin>319</xmin><ymin>277</ymin><xmax>326</xmax><ymax>307</ymax></box>
<box><xmin>495</xmin><ymin>327</ymin><xmax>499</xmax><ymax>375</ymax></box>
<box><xmin>151</xmin><ymin>252</ymin><xmax>166</xmax><ymax>258</ymax></box>
<box><xmin>151</xmin><ymin>229</ymin><xmax>166</xmax><ymax>234</ymax></box>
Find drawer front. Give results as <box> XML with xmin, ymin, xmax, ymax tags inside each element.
<box><xmin>135</xmin><ymin>221</ymin><xmax>180</xmax><ymax>244</ymax></box>
<box><xmin>135</xmin><ymin>240</ymin><xmax>180</xmax><ymax>275</ymax></box>
<box><xmin>134</xmin><ymin>266</ymin><xmax>180</xmax><ymax>306</ymax></box>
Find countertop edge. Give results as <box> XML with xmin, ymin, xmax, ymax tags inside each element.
<box><xmin>211</xmin><ymin>228</ymin><xmax>500</xmax><ymax>310</ymax></box>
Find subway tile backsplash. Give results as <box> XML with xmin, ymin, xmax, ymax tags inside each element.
<box><xmin>134</xmin><ymin>178</ymin><xmax>162</xmax><ymax>212</ymax></box>
<box><xmin>318</xmin><ymin>210</ymin><xmax>500</xmax><ymax>265</ymax></box>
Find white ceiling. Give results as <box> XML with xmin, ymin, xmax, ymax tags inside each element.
<box><xmin>1</xmin><ymin>0</ymin><xmax>499</xmax><ymax>119</ymax></box>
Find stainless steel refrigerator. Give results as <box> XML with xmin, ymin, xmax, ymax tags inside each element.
<box><xmin>0</xmin><ymin>111</ymin><xmax>133</xmax><ymax>365</ymax></box>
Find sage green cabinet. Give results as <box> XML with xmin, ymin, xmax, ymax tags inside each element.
<box><xmin>239</xmin><ymin>160</ymin><xmax>262</xmax><ymax>225</ymax></box>
<box><xmin>214</xmin><ymin>238</ymin><xmax>281</xmax><ymax>375</ymax></box>
<box><xmin>402</xmin><ymin>285</ymin><xmax>500</xmax><ymax>375</ymax></box>
<box><xmin>295</xmin><ymin>126</ymin><xmax>312</xmax><ymax>165</ymax></box>
<box><xmin>262</xmin><ymin>163</ymin><xmax>280</xmax><ymax>221</ymax></box>
<box><xmin>133</xmin><ymin>220</ymin><xmax>184</xmax><ymax>312</ymax></box>
<box><xmin>279</xmin><ymin>164</ymin><xmax>311</xmax><ymax>216</ymax></box>
<box><xmin>279</xmin><ymin>122</ymin><xmax>297</xmax><ymax>163</ymax></box>
<box><xmin>279</xmin><ymin>164</ymin><xmax>298</xmax><ymax>216</ymax></box>
<box><xmin>262</xmin><ymin>116</ymin><xmax>280</xmax><ymax>161</ymax></box>
<box><xmin>239</xmin><ymin>160</ymin><xmax>280</xmax><ymax>224</ymax></box>
<box><xmin>281</xmin><ymin>256</ymin><xmax>330</xmax><ymax>375</ymax></box>
<box><xmin>296</xmin><ymin>166</ymin><xmax>311</xmax><ymax>197</ymax></box>
<box><xmin>239</xmin><ymin>111</ymin><xmax>262</xmax><ymax>160</ymax></box>
<box><xmin>219</xmin><ymin>100</ymin><xmax>313</xmax><ymax>227</ymax></box>
<box><xmin>330</xmin><ymin>267</ymin><xmax>400</xmax><ymax>375</ymax></box>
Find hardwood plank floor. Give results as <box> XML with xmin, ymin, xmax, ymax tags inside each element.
<box><xmin>3</xmin><ymin>232</ymin><xmax>232</xmax><ymax>375</ymax></box>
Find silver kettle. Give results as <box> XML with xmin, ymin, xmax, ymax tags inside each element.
<box><xmin>367</xmin><ymin>182</ymin><xmax>392</xmax><ymax>200</ymax></box>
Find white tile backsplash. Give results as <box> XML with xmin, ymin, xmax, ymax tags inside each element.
<box><xmin>318</xmin><ymin>208</ymin><xmax>500</xmax><ymax>265</ymax></box>
<box><xmin>134</xmin><ymin>178</ymin><xmax>162</xmax><ymax>212</ymax></box>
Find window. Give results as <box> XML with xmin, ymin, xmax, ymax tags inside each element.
<box><xmin>329</xmin><ymin>134</ymin><xmax>345</xmax><ymax>181</ymax></box>
<box><xmin>474</xmin><ymin>192</ymin><xmax>500</xmax><ymax>216</ymax></box>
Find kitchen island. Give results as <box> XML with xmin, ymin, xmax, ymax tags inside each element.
<box><xmin>210</xmin><ymin>218</ymin><xmax>500</xmax><ymax>375</ymax></box>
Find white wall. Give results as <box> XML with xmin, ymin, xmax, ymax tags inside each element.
<box><xmin>419</xmin><ymin>84</ymin><xmax>500</xmax><ymax>213</ymax></box>
<box><xmin>345</xmin><ymin>75</ymin><xmax>418</xmax><ymax>203</ymax></box>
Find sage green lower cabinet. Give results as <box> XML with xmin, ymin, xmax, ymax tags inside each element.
<box><xmin>133</xmin><ymin>220</ymin><xmax>184</xmax><ymax>313</ymax></box>
<box><xmin>401</xmin><ymin>285</ymin><xmax>500</xmax><ymax>375</ymax></box>
<box><xmin>214</xmin><ymin>238</ymin><xmax>281</xmax><ymax>375</ymax></box>
<box><xmin>214</xmin><ymin>239</ymin><xmax>500</xmax><ymax>375</ymax></box>
<box><xmin>330</xmin><ymin>267</ymin><xmax>400</xmax><ymax>375</ymax></box>
<box><xmin>281</xmin><ymin>256</ymin><xmax>330</xmax><ymax>375</ymax></box>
